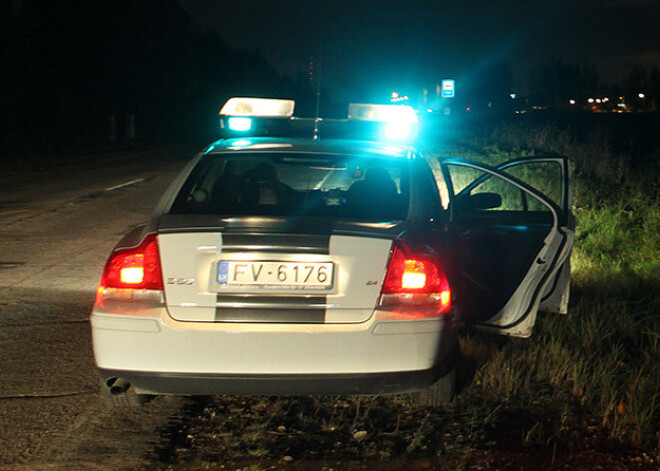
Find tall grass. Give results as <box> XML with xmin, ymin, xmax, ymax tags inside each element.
<box><xmin>434</xmin><ymin>117</ymin><xmax>660</xmax><ymax>450</ymax></box>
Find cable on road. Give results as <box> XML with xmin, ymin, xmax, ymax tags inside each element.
<box><xmin>0</xmin><ymin>390</ymin><xmax>97</xmax><ymax>400</ymax></box>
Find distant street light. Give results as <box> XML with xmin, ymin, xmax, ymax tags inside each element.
<box><xmin>639</xmin><ymin>93</ymin><xmax>646</xmax><ymax>99</ymax></box>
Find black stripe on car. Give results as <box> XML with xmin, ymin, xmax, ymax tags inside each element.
<box><xmin>215</xmin><ymin>295</ymin><xmax>327</xmax><ymax>323</ymax></box>
<box><xmin>221</xmin><ymin>233</ymin><xmax>330</xmax><ymax>254</ymax></box>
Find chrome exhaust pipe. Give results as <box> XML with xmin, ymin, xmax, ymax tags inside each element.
<box><xmin>109</xmin><ymin>377</ymin><xmax>130</xmax><ymax>395</ymax></box>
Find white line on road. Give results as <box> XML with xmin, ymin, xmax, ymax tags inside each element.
<box><xmin>104</xmin><ymin>178</ymin><xmax>146</xmax><ymax>191</ymax></box>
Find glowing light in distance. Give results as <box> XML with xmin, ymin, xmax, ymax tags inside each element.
<box><xmin>569</xmin><ymin>99</ymin><xmax>576</xmax><ymax>105</ymax></box>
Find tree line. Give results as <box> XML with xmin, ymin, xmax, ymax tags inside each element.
<box><xmin>2</xmin><ymin>0</ymin><xmax>658</xmax><ymax>154</ymax></box>
<box><xmin>1</xmin><ymin>0</ymin><xmax>316</xmax><ymax>154</ymax></box>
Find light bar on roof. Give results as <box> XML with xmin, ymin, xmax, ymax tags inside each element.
<box><xmin>348</xmin><ymin>103</ymin><xmax>419</xmax><ymax>141</ymax></box>
<box><xmin>347</xmin><ymin>104</ymin><xmax>418</xmax><ymax>123</ymax></box>
<box><xmin>220</xmin><ymin>97</ymin><xmax>295</xmax><ymax>117</ymax></box>
<box><xmin>384</xmin><ymin>122</ymin><xmax>413</xmax><ymax>140</ymax></box>
<box><xmin>227</xmin><ymin>117</ymin><xmax>252</xmax><ymax>131</ymax></box>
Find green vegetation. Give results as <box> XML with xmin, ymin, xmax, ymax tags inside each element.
<box><xmin>435</xmin><ymin>121</ymin><xmax>660</xmax><ymax>451</ymax></box>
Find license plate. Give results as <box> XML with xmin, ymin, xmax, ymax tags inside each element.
<box><xmin>217</xmin><ymin>261</ymin><xmax>333</xmax><ymax>288</ymax></box>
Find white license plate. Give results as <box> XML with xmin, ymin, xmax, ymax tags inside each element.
<box><xmin>217</xmin><ymin>261</ymin><xmax>333</xmax><ymax>288</ymax></box>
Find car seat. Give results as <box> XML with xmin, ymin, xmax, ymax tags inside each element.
<box><xmin>346</xmin><ymin>167</ymin><xmax>399</xmax><ymax>219</ymax></box>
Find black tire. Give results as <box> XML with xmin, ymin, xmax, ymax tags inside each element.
<box><xmin>413</xmin><ymin>368</ymin><xmax>456</xmax><ymax>407</ymax></box>
<box><xmin>100</xmin><ymin>378</ymin><xmax>150</xmax><ymax>408</ymax></box>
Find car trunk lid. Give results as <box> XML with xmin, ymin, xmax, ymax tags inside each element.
<box><xmin>158</xmin><ymin>216</ymin><xmax>401</xmax><ymax>323</ymax></box>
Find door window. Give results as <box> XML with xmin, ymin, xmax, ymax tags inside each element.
<box><xmin>501</xmin><ymin>161</ymin><xmax>563</xmax><ymax>211</ymax></box>
<box><xmin>444</xmin><ymin>163</ymin><xmax>554</xmax><ymax>226</ymax></box>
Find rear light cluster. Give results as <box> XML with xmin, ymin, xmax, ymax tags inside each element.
<box><xmin>377</xmin><ymin>240</ymin><xmax>451</xmax><ymax>319</ymax></box>
<box><xmin>96</xmin><ymin>234</ymin><xmax>164</xmax><ymax>307</ymax></box>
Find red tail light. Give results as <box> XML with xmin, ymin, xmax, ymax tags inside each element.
<box><xmin>378</xmin><ymin>240</ymin><xmax>451</xmax><ymax>319</ymax></box>
<box><xmin>96</xmin><ymin>234</ymin><xmax>164</xmax><ymax>307</ymax></box>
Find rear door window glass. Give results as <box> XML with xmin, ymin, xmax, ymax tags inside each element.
<box><xmin>170</xmin><ymin>153</ymin><xmax>410</xmax><ymax>221</ymax></box>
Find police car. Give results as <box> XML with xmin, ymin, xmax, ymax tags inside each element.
<box><xmin>91</xmin><ymin>98</ymin><xmax>574</xmax><ymax>406</ymax></box>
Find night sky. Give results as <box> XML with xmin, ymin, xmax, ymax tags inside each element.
<box><xmin>176</xmin><ymin>0</ymin><xmax>660</xmax><ymax>100</ymax></box>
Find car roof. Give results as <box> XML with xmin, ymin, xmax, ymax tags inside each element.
<box><xmin>204</xmin><ymin>137</ymin><xmax>417</xmax><ymax>161</ymax></box>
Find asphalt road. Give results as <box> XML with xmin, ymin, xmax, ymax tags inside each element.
<box><xmin>0</xmin><ymin>147</ymin><xmax>199</xmax><ymax>470</ymax></box>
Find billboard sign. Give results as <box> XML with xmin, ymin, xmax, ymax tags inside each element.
<box><xmin>441</xmin><ymin>79</ymin><xmax>455</xmax><ymax>98</ymax></box>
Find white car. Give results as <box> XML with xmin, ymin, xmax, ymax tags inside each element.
<box><xmin>91</xmin><ymin>99</ymin><xmax>574</xmax><ymax>406</ymax></box>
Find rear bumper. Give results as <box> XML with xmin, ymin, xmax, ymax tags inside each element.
<box><xmin>98</xmin><ymin>366</ymin><xmax>451</xmax><ymax>396</ymax></box>
<box><xmin>91</xmin><ymin>306</ymin><xmax>456</xmax><ymax>395</ymax></box>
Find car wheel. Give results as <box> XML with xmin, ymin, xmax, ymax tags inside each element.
<box><xmin>413</xmin><ymin>367</ymin><xmax>456</xmax><ymax>407</ymax></box>
<box><xmin>100</xmin><ymin>378</ymin><xmax>150</xmax><ymax>408</ymax></box>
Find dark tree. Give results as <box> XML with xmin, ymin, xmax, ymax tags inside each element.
<box><xmin>527</xmin><ymin>58</ymin><xmax>601</xmax><ymax>109</ymax></box>
<box><xmin>1</xmin><ymin>0</ymin><xmax>306</xmax><ymax>153</ymax></box>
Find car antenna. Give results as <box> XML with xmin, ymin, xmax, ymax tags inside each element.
<box><xmin>313</xmin><ymin>44</ymin><xmax>322</xmax><ymax>141</ymax></box>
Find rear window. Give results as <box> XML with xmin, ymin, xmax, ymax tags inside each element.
<box><xmin>170</xmin><ymin>152</ymin><xmax>410</xmax><ymax>221</ymax></box>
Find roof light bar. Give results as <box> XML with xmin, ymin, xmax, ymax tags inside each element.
<box><xmin>220</xmin><ymin>97</ymin><xmax>295</xmax><ymax>117</ymax></box>
<box><xmin>347</xmin><ymin>103</ymin><xmax>419</xmax><ymax>141</ymax></box>
<box><xmin>227</xmin><ymin>117</ymin><xmax>252</xmax><ymax>132</ymax></box>
<box><xmin>217</xmin><ymin>97</ymin><xmax>420</xmax><ymax>142</ymax></box>
<box><xmin>384</xmin><ymin>122</ymin><xmax>413</xmax><ymax>140</ymax></box>
<box><xmin>348</xmin><ymin>104</ymin><xmax>418</xmax><ymax>124</ymax></box>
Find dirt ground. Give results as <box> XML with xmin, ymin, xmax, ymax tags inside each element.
<box><xmin>143</xmin><ymin>394</ymin><xmax>659</xmax><ymax>471</ymax></box>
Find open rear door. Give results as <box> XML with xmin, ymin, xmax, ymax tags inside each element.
<box><xmin>497</xmin><ymin>157</ymin><xmax>574</xmax><ymax>316</ymax></box>
<box><xmin>440</xmin><ymin>156</ymin><xmax>573</xmax><ymax>338</ymax></box>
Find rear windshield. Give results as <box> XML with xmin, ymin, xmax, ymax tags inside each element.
<box><xmin>170</xmin><ymin>152</ymin><xmax>410</xmax><ymax>221</ymax></box>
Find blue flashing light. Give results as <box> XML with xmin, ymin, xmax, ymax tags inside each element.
<box><xmin>384</xmin><ymin>121</ymin><xmax>412</xmax><ymax>140</ymax></box>
<box><xmin>228</xmin><ymin>117</ymin><xmax>252</xmax><ymax>132</ymax></box>
<box><xmin>348</xmin><ymin>103</ymin><xmax>418</xmax><ymax>141</ymax></box>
